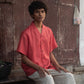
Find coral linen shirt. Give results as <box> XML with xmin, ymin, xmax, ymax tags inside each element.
<box><xmin>17</xmin><ymin>22</ymin><xmax>58</xmax><ymax>76</ymax></box>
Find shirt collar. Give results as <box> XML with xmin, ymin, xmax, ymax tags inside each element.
<box><xmin>30</xmin><ymin>21</ymin><xmax>45</xmax><ymax>34</ymax></box>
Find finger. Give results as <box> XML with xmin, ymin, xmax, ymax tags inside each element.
<box><xmin>57</xmin><ymin>68</ymin><xmax>61</xmax><ymax>73</ymax></box>
<box><xmin>64</xmin><ymin>70</ymin><xmax>68</xmax><ymax>73</ymax></box>
<box><xmin>57</xmin><ymin>69</ymin><xmax>61</xmax><ymax>73</ymax></box>
<box><xmin>39</xmin><ymin>71</ymin><xmax>46</xmax><ymax>77</ymax></box>
<box><xmin>55</xmin><ymin>67</ymin><xmax>61</xmax><ymax>73</ymax></box>
<box><xmin>62</xmin><ymin>68</ymin><xmax>67</xmax><ymax>72</ymax></box>
<box><xmin>44</xmin><ymin>69</ymin><xmax>50</xmax><ymax>75</ymax></box>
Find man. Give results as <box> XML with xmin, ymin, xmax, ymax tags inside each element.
<box><xmin>17</xmin><ymin>1</ymin><xmax>76</xmax><ymax>84</ymax></box>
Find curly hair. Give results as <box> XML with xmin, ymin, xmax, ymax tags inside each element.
<box><xmin>28</xmin><ymin>1</ymin><xmax>48</xmax><ymax>15</ymax></box>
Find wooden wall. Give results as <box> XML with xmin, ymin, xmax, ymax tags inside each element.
<box><xmin>0</xmin><ymin>0</ymin><xmax>80</xmax><ymax>69</ymax></box>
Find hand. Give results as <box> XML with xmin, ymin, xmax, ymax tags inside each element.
<box><xmin>54</xmin><ymin>66</ymin><xmax>61</xmax><ymax>73</ymax></box>
<box><xmin>55</xmin><ymin>65</ymin><xmax>69</xmax><ymax>73</ymax></box>
<box><xmin>37</xmin><ymin>67</ymin><xmax>50</xmax><ymax>77</ymax></box>
<box><xmin>59</xmin><ymin>66</ymin><xmax>69</xmax><ymax>73</ymax></box>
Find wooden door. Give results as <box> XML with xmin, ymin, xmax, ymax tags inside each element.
<box><xmin>0</xmin><ymin>3</ymin><xmax>14</xmax><ymax>63</ymax></box>
<box><xmin>40</xmin><ymin>0</ymin><xmax>80</xmax><ymax>66</ymax></box>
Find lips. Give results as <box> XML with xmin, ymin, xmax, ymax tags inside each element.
<box><xmin>39</xmin><ymin>17</ymin><xmax>43</xmax><ymax>19</ymax></box>
<box><xmin>38</xmin><ymin>16</ymin><xmax>44</xmax><ymax>21</ymax></box>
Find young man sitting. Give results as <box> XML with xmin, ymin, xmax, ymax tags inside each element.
<box><xmin>17</xmin><ymin>1</ymin><xmax>76</xmax><ymax>84</ymax></box>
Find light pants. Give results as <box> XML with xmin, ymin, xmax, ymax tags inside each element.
<box><xmin>28</xmin><ymin>69</ymin><xmax>76</xmax><ymax>84</ymax></box>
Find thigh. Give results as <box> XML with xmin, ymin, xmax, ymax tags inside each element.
<box><xmin>28</xmin><ymin>71</ymin><xmax>55</xmax><ymax>84</ymax></box>
<box><xmin>48</xmin><ymin>69</ymin><xmax>76</xmax><ymax>84</ymax></box>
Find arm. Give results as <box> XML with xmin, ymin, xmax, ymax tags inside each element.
<box><xmin>21</xmin><ymin>54</ymin><xmax>49</xmax><ymax>77</ymax></box>
<box><xmin>21</xmin><ymin>55</ymin><xmax>40</xmax><ymax>70</ymax></box>
<box><xmin>50</xmin><ymin>52</ymin><xmax>68</xmax><ymax>72</ymax></box>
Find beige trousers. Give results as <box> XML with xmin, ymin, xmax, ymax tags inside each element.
<box><xmin>28</xmin><ymin>69</ymin><xmax>76</xmax><ymax>84</ymax></box>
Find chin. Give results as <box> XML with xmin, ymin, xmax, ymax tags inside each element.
<box><xmin>37</xmin><ymin>20</ymin><xmax>43</xmax><ymax>23</ymax></box>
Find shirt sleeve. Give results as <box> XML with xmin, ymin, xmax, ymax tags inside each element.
<box><xmin>17</xmin><ymin>32</ymin><xmax>28</xmax><ymax>56</ymax></box>
<box><xmin>50</xmin><ymin>30</ymin><xmax>58</xmax><ymax>53</ymax></box>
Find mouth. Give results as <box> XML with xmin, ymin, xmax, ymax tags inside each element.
<box><xmin>38</xmin><ymin>17</ymin><xmax>43</xmax><ymax>20</ymax></box>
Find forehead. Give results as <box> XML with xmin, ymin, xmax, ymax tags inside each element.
<box><xmin>34</xmin><ymin>8</ymin><xmax>45</xmax><ymax>11</ymax></box>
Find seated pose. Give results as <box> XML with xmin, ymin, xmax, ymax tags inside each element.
<box><xmin>17</xmin><ymin>1</ymin><xmax>76</xmax><ymax>84</ymax></box>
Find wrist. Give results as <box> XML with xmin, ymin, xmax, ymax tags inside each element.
<box><xmin>34</xmin><ymin>65</ymin><xmax>41</xmax><ymax>70</ymax></box>
<box><xmin>53</xmin><ymin>64</ymin><xmax>60</xmax><ymax>67</ymax></box>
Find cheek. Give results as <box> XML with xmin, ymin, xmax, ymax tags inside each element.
<box><xmin>43</xmin><ymin>14</ymin><xmax>46</xmax><ymax>19</ymax></box>
<box><xmin>43</xmin><ymin>13</ymin><xmax>46</xmax><ymax>17</ymax></box>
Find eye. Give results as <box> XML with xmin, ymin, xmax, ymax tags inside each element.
<box><xmin>41</xmin><ymin>10</ymin><xmax>45</xmax><ymax>13</ymax></box>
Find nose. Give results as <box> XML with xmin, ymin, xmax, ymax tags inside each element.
<box><xmin>39</xmin><ymin>11</ymin><xmax>42</xmax><ymax>16</ymax></box>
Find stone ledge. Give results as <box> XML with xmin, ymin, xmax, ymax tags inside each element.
<box><xmin>0</xmin><ymin>68</ymin><xmax>35</xmax><ymax>84</ymax></box>
<box><xmin>63</xmin><ymin>65</ymin><xmax>84</xmax><ymax>73</ymax></box>
<box><xmin>73</xmin><ymin>66</ymin><xmax>84</xmax><ymax>72</ymax></box>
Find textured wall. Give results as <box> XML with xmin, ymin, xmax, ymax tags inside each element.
<box><xmin>0</xmin><ymin>4</ymin><xmax>14</xmax><ymax>62</ymax></box>
<box><xmin>0</xmin><ymin>0</ymin><xmax>80</xmax><ymax>69</ymax></box>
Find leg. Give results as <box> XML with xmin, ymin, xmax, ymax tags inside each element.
<box><xmin>28</xmin><ymin>71</ymin><xmax>55</xmax><ymax>84</ymax></box>
<box><xmin>48</xmin><ymin>69</ymin><xmax>76</xmax><ymax>84</ymax></box>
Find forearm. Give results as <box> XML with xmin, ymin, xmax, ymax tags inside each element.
<box><xmin>50</xmin><ymin>52</ymin><xmax>69</xmax><ymax>72</ymax></box>
<box><xmin>21</xmin><ymin>55</ymin><xmax>40</xmax><ymax>70</ymax></box>
<box><xmin>50</xmin><ymin>52</ymin><xmax>60</xmax><ymax>67</ymax></box>
<box><xmin>21</xmin><ymin>54</ymin><xmax>49</xmax><ymax>77</ymax></box>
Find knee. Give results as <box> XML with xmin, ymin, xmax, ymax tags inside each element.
<box><xmin>45</xmin><ymin>74</ymin><xmax>54</xmax><ymax>80</ymax></box>
<box><xmin>65</xmin><ymin>73</ymin><xmax>76</xmax><ymax>84</ymax></box>
<box><xmin>65</xmin><ymin>72</ymin><xmax>75</xmax><ymax>79</ymax></box>
<box><xmin>66</xmin><ymin>73</ymin><xmax>74</xmax><ymax>77</ymax></box>
<box><xmin>43</xmin><ymin>75</ymin><xmax>55</xmax><ymax>84</ymax></box>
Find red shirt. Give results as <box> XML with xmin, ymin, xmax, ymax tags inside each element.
<box><xmin>17</xmin><ymin>22</ymin><xmax>58</xmax><ymax>76</ymax></box>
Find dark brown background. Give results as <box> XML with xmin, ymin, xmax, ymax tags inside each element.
<box><xmin>0</xmin><ymin>0</ymin><xmax>80</xmax><ymax>69</ymax></box>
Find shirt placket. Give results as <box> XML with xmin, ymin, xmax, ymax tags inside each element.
<box><xmin>40</xmin><ymin>34</ymin><xmax>45</xmax><ymax>68</ymax></box>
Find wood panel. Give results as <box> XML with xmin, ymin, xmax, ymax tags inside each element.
<box><xmin>0</xmin><ymin>4</ymin><xmax>14</xmax><ymax>63</ymax></box>
<box><xmin>0</xmin><ymin>0</ymin><xmax>80</xmax><ymax>67</ymax></box>
<box><xmin>56</xmin><ymin>2</ymin><xmax>80</xmax><ymax>65</ymax></box>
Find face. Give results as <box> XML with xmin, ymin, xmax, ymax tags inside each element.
<box><xmin>32</xmin><ymin>8</ymin><xmax>46</xmax><ymax>23</ymax></box>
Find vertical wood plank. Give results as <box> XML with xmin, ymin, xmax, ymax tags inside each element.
<box><xmin>0</xmin><ymin>4</ymin><xmax>14</xmax><ymax>63</ymax></box>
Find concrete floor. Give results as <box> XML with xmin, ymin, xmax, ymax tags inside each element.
<box><xmin>74</xmin><ymin>73</ymin><xmax>84</xmax><ymax>84</ymax></box>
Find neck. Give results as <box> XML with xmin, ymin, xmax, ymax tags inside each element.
<box><xmin>34</xmin><ymin>21</ymin><xmax>43</xmax><ymax>29</ymax></box>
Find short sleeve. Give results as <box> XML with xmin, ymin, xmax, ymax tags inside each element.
<box><xmin>17</xmin><ymin>32</ymin><xmax>28</xmax><ymax>56</ymax></box>
<box><xmin>50</xmin><ymin>30</ymin><xmax>58</xmax><ymax>53</ymax></box>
